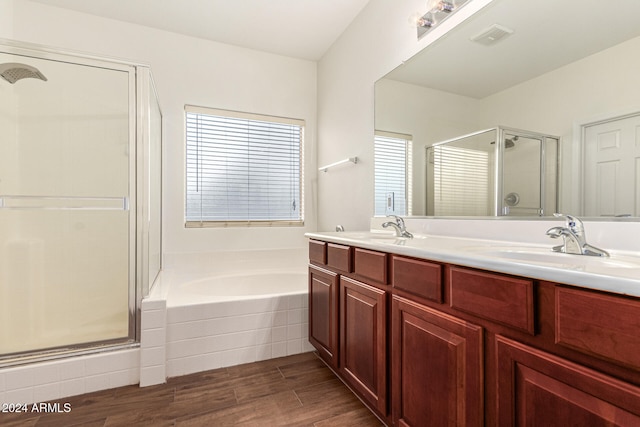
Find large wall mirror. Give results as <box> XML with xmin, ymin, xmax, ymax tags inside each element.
<box><xmin>375</xmin><ymin>0</ymin><xmax>640</xmax><ymax>220</ymax></box>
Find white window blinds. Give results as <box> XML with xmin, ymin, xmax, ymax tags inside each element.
<box><xmin>374</xmin><ymin>132</ymin><xmax>412</xmax><ymax>216</ymax></box>
<box><xmin>185</xmin><ymin>106</ymin><xmax>304</xmax><ymax>226</ymax></box>
<box><xmin>432</xmin><ymin>145</ymin><xmax>489</xmax><ymax>216</ymax></box>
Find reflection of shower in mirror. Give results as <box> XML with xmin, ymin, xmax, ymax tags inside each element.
<box><xmin>504</xmin><ymin>192</ymin><xmax>520</xmax><ymax>206</ymax></box>
<box><xmin>426</xmin><ymin>126</ymin><xmax>559</xmax><ymax>217</ymax></box>
<box><xmin>490</xmin><ymin>135</ymin><xmax>518</xmax><ymax>149</ymax></box>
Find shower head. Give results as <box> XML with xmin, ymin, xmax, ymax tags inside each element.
<box><xmin>0</xmin><ymin>63</ymin><xmax>48</xmax><ymax>84</ymax></box>
<box><xmin>490</xmin><ymin>135</ymin><xmax>519</xmax><ymax>149</ymax></box>
<box><xmin>504</xmin><ymin>135</ymin><xmax>519</xmax><ymax>149</ymax></box>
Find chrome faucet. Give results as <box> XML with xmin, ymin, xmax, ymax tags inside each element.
<box><xmin>382</xmin><ymin>215</ymin><xmax>413</xmax><ymax>238</ymax></box>
<box><xmin>546</xmin><ymin>214</ymin><xmax>609</xmax><ymax>257</ymax></box>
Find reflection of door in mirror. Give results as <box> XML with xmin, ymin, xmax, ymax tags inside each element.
<box><xmin>583</xmin><ymin>113</ymin><xmax>640</xmax><ymax>217</ymax></box>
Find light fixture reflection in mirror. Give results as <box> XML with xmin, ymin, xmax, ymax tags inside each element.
<box><xmin>414</xmin><ymin>0</ymin><xmax>472</xmax><ymax>39</ymax></box>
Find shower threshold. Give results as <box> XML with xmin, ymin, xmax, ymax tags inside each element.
<box><xmin>0</xmin><ymin>341</ymin><xmax>138</xmax><ymax>368</ymax></box>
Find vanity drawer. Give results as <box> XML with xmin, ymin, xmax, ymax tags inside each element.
<box><xmin>309</xmin><ymin>240</ymin><xmax>327</xmax><ymax>265</ymax></box>
<box><xmin>354</xmin><ymin>248</ymin><xmax>387</xmax><ymax>284</ymax></box>
<box><xmin>392</xmin><ymin>256</ymin><xmax>442</xmax><ymax>303</ymax></box>
<box><xmin>327</xmin><ymin>243</ymin><xmax>353</xmax><ymax>273</ymax></box>
<box><xmin>448</xmin><ymin>266</ymin><xmax>535</xmax><ymax>335</ymax></box>
<box><xmin>556</xmin><ymin>286</ymin><xmax>640</xmax><ymax>369</ymax></box>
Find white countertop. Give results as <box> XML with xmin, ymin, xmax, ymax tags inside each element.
<box><xmin>305</xmin><ymin>230</ymin><xmax>640</xmax><ymax>298</ymax></box>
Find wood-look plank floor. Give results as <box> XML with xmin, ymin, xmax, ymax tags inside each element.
<box><xmin>1</xmin><ymin>352</ymin><xmax>384</xmax><ymax>426</ymax></box>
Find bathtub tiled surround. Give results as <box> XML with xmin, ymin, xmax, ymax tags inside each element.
<box><xmin>166</xmin><ymin>293</ymin><xmax>312</xmax><ymax>377</ymax></box>
<box><xmin>139</xmin><ymin>297</ymin><xmax>167</xmax><ymax>387</ymax></box>
<box><xmin>0</xmin><ymin>348</ymin><xmax>139</xmax><ymax>405</ymax></box>
<box><xmin>139</xmin><ymin>247</ymin><xmax>312</xmax><ymax>385</ymax></box>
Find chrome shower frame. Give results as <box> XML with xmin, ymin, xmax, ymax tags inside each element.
<box><xmin>0</xmin><ymin>38</ymin><xmax>162</xmax><ymax>367</ymax></box>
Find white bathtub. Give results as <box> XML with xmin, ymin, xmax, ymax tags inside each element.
<box><xmin>169</xmin><ymin>270</ymin><xmax>307</xmax><ymax>305</ymax></box>
<box><xmin>145</xmin><ymin>249</ymin><xmax>313</xmax><ymax>380</ymax></box>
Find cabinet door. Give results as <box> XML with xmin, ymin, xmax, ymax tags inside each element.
<box><xmin>340</xmin><ymin>276</ymin><xmax>387</xmax><ymax>415</ymax></box>
<box><xmin>392</xmin><ymin>296</ymin><xmax>483</xmax><ymax>427</ymax></box>
<box><xmin>496</xmin><ymin>335</ymin><xmax>640</xmax><ymax>426</ymax></box>
<box><xmin>309</xmin><ymin>265</ymin><xmax>339</xmax><ymax>368</ymax></box>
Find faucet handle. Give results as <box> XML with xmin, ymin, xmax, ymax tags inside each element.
<box><xmin>553</xmin><ymin>213</ymin><xmax>584</xmax><ymax>236</ymax></box>
<box><xmin>386</xmin><ymin>214</ymin><xmax>405</xmax><ymax>227</ymax></box>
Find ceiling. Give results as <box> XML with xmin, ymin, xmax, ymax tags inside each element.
<box><xmin>385</xmin><ymin>0</ymin><xmax>640</xmax><ymax>99</ymax></box>
<box><xmin>29</xmin><ymin>0</ymin><xmax>371</xmax><ymax>61</ymax></box>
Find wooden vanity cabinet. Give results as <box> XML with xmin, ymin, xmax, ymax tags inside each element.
<box><xmin>391</xmin><ymin>255</ymin><xmax>442</xmax><ymax>303</ymax></box>
<box><xmin>340</xmin><ymin>275</ymin><xmax>387</xmax><ymax>415</ymax></box>
<box><xmin>308</xmin><ymin>240</ymin><xmax>354</xmax><ymax>369</ymax></box>
<box><xmin>308</xmin><ymin>240</ymin><xmax>390</xmax><ymax>421</ymax></box>
<box><xmin>496</xmin><ymin>335</ymin><xmax>640</xmax><ymax>426</ymax></box>
<box><xmin>392</xmin><ymin>295</ymin><xmax>483</xmax><ymax>427</ymax></box>
<box><xmin>308</xmin><ymin>239</ymin><xmax>640</xmax><ymax>427</ymax></box>
<box><xmin>308</xmin><ymin>264</ymin><xmax>339</xmax><ymax>369</ymax></box>
<box><xmin>448</xmin><ymin>266</ymin><xmax>535</xmax><ymax>335</ymax></box>
<box><xmin>555</xmin><ymin>286</ymin><xmax>640</xmax><ymax>368</ymax></box>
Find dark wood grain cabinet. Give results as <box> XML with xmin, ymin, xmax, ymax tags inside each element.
<box><xmin>392</xmin><ymin>255</ymin><xmax>442</xmax><ymax>303</ymax></box>
<box><xmin>340</xmin><ymin>276</ymin><xmax>387</xmax><ymax>414</ymax></box>
<box><xmin>555</xmin><ymin>286</ymin><xmax>640</xmax><ymax>368</ymax></box>
<box><xmin>448</xmin><ymin>266</ymin><xmax>535</xmax><ymax>335</ymax></box>
<box><xmin>308</xmin><ymin>264</ymin><xmax>339</xmax><ymax>369</ymax></box>
<box><xmin>496</xmin><ymin>335</ymin><xmax>640</xmax><ymax>426</ymax></box>
<box><xmin>392</xmin><ymin>296</ymin><xmax>483</xmax><ymax>427</ymax></box>
<box><xmin>308</xmin><ymin>239</ymin><xmax>640</xmax><ymax>427</ymax></box>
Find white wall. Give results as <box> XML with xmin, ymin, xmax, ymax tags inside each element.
<box><xmin>316</xmin><ymin>0</ymin><xmax>495</xmax><ymax>231</ymax></box>
<box><xmin>6</xmin><ymin>0</ymin><xmax>318</xmax><ymax>254</ymax></box>
<box><xmin>0</xmin><ymin>1</ymin><xmax>13</xmax><ymax>38</ymax></box>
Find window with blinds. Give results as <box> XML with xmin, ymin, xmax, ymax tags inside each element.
<box><xmin>374</xmin><ymin>132</ymin><xmax>412</xmax><ymax>216</ymax></box>
<box><xmin>432</xmin><ymin>145</ymin><xmax>489</xmax><ymax>216</ymax></box>
<box><xmin>185</xmin><ymin>106</ymin><xmax>304</xmax><ymax>227</ymax></box>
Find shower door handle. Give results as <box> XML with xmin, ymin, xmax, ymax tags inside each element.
<box><xmin>0</xmin><ymin>195</ymin><xmax>129</xmax><ymax>210</ymax></box>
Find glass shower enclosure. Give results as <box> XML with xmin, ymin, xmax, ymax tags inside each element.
<box><xmin>0</xmin><ymin>40</ymin><xmax>162</xmax><ymax>364</ymax></box>
<box><xmin>426</xmin><ymin>127</ymin><xmax>559</xmax><ymax>216</ymax></box>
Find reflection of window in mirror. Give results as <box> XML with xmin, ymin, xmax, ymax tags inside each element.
<box><xmin>430</xmin><ymin>144</ymin><xmax>489</xmax><ymax>216</ymax></box>
<box><xmin>374</xmin><ymin>131</ymin><xmax>412</xmax><ymax>216</ymax></box>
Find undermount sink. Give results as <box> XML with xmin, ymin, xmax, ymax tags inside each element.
<box><xmin>465</xmin><ymin>246</ymin><xmax>640</xmax><ymax>269</ymax></box>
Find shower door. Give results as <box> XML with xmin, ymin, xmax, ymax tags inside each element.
<box><xmin>0</xmin><ymin>50</ymin><xmax>135</xmax><ymax>357</ymax></box>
